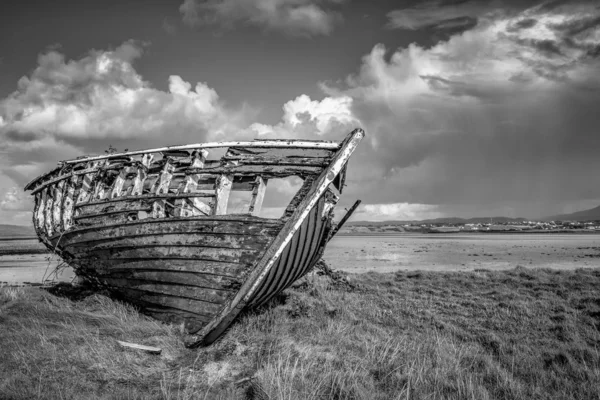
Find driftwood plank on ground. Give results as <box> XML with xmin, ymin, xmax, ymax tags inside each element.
<box><xmin>116</xmin><ymin>340</ymin><xmax>162</xmax><ymax>355</ymax></box>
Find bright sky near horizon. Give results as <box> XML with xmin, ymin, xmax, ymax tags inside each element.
<box><xmin>1</xmin><ymin>0</ymin><xmax>599</xmax><ymax>225</ymax></box>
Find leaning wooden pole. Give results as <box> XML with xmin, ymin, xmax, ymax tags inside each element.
<box><xmin>329</xmin><ymin>199</ymin><xmax>362</xmax><ymax>239</ymax></box>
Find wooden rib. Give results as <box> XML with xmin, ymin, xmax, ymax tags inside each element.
<box><xmin>76</xmin><ymin>161</ymin><xmax>102</xmax><ymax>204</ymax></box>
<box><xmin>151</xmin><ymin>159</ymin><xmax>175</xmax><ymax>219</ymax></box>
<box><xmin>132</xmin><ymin>155</ymin><xmax>153</xmax><ymax>196</ymax></box>
<box><xmin>62</xmin><ymin>174</ymin><xmax>80</xmax><ymax>231</ymax></box>
<box><xmin>33</xmin><ymin>190</ymin><xmax>45</xmax><ymax>235</ymax></box>
<box><xmin>176</xmin><ymin>150</ymin><xmax>210</xmax><ymax>217</ymax></box>
<box><xmin>190</xmin><ymin>128</ymin><xmax>365</xmax><ymax>346</ymax></box>
<box><xmin>248</xmin><ymin>176</ymin><xmax>267</xmax><ymax>216</ymax></box>
<box><xmin>154</xmin><ymin>159</ymin><xmax>175</xmax><ymax>195</ymax></box>
<box><xmin>110</xmin><ymin>168</ymin><xmax>130</xmax><ymax>199</ymax></box>
<box><xmin>62</xmin><ymin>140</ymin><xmax>340</xmax><ymax>164</ymax></box>
<box><xmin>44</xmin><ymin>187</ymin><xmax>55</xmax><ymax>236</ymax></box>
<box><xmin>53</xmin><ymin>181</ymin><xmax>66</xmax><ymax>231</ymax></box>
<box><xmin>214</xmin><ymin>174</ymin><xmax>232</xmax><ymax>215</ymax></box>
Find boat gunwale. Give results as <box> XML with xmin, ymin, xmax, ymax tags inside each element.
<box><xmin>59</xmin><ymin>140</ymin><xmax>340</xmax><ymax>165</ymax></box>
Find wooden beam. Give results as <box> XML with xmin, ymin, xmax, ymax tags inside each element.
<box><xmin>214</xmin><ymin>174</ymin><xmax>233</xmax><ymax>215</ymax></box>
<box><xmin>329</xmin><ymin>199</ymin><xmax>361</xmax><ymax>239</ymax></box>
<box><xmin>248</xmin><ymin>176</ymin><xmax>267</xmax><ymax>216</ymax></box>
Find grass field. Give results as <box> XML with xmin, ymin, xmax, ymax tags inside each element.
<box><xmin>1</xmin><ymin>266</ymin><xmax>599</xmax><ymax>399</ymax></box>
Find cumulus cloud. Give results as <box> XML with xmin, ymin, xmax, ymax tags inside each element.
<box><xmin>0</xmin><ymin>40</ymin><xmax>253</xmax><ymax>189</ymax></box>
<box><xmin>180</xmin><ymin>0</ymin><xmax>344</xmax><ymax>37</ymax></box>
<box><xmin>249</xmin><ymin>94</ymin><xmax>357</xmax><ymax>138</ymax></box>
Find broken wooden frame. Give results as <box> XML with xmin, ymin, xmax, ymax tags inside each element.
<box><xmin>24</xmin><ymin>129</ymin><xmax>365</xmax><ymax>346</ymax></box>
<box><xmin>25</xmin><ymin>138</ymin><xmax>347</xmax><ymax>237</ymax></box>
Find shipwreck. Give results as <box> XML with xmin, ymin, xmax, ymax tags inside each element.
<box><xmin>24</xmin><ymin>128</ymin><xmax>365</xmax><ymax>346</ymax></box>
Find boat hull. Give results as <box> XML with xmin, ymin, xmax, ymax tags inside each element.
<box><xmin>24</xmin><ymin>128</ymin><xmax>365</xmax><ymax>346</ymax></box>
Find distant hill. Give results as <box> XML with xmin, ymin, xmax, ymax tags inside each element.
<box><xmin>347</xmin><ymin>216</ymin><xmax>526</xmax><ymax>226</ymax></box>
<box><xmin>0</xmin><ymin>224</ymin><xmax>36</xmax><ymax>237</ymax></box>
<box><xmin>544</xmin><ymin>205</ymin><xmax>600</xmax><ymax>222</ymax></box>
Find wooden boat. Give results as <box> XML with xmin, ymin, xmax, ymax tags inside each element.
<box><xmin>24</xmin><ymin>128</ymin><xmax>364</xmax><ymax>346</ymax></box>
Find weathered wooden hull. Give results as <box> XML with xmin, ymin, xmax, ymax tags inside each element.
<box><xmin>24</xmin><ymin>129</ymin><xmax>364</xmax><ymax>346</ymax></box>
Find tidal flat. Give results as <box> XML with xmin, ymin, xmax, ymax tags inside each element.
<box><xmin>1</xmin><ymin>267</ymin><xmax>599</xmax><ymax>399</ymax></box>
<box><xmin>2</xmin><ymin>233</ymin><xmax>599</xmax><ymax>285</ymax></box>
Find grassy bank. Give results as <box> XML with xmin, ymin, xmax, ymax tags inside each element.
<box><xmin>1</xmin><ymin>267</ymin><xmax>599</xmax><ymax>399</ymax></box>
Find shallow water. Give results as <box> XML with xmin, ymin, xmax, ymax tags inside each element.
<box><xmin>1</xmin><ymin>233</ymin><xmax>598</xmax><ymax>284</ymax></box>
<box><xmin>0</xmin><ymin>239</ymin><xmax>73</xmax><ymax>284</ymax></box>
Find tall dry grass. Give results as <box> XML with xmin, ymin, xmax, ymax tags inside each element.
<box><xmin>1</xmin><ymin>267</ymin><xmax>599</xmax><ymax>399</ymax></box>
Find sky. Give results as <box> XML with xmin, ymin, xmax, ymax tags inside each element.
<box><xmin>1</xmin><ymin>0</ymin><xmax>599</xmax><ymax>225</ymax></box>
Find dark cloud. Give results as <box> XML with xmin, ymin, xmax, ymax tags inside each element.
<box><xmin>179</xmin><ymin>0</ymin><xmax>346</xmax><ymax>37</ymax></box>
<box><xmin>433</xmin><ymin>16</ymin><xmax>478</xmax><ymax>30</ymax></box>
<box><xmin>386</xmin><ymin>0</ymin><xmax>499</xmax><ymax>32</ymax></box>
<box><xmin>507</xmin><ymin>17</ymin><xmax>537</xmax><ymax>31</ymax></box>
<box><xmin>320</xmin><ymin>2</ymin><xmax>600</xmax><ymax>219</ymax></box>
<box><xmin>550</xmin><ymin>15</ymin><xmax>600</xmax><ymax>36</ymax></box>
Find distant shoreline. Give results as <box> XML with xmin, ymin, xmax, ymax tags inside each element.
<box><xmin>0</xmin><ymin>237</ymin><xmax>38</xmax><ymax>241</ymax></box>
<box><xmin>338</xmin><ymin>229</ymin><xmax>600</xmax><ymax>236</ymax></box>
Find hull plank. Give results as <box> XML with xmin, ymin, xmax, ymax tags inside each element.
<box><xmin>71</xmin><ymin>245</ymin><xmax>260</xmax><ymax>265</ymax></box>
<box><xmin>114</xmin><ymin>288</ymin><xmax>223</xmax><ymax>317</ymax></box>
<box><xmin>53</xmin><ymin>217</ymin><xmax>284</xmax><ymax>243</ymax></box>
<box><xmin>101</xmin><ymin>279</ymin><xmax>232</xmax><ymax>304</ymax></box>
<box><xmin>95</xmin><ymin>269</ymin><xmax>241</xmax><ymax>292</ymax></box>
<box><xmin>83</xmin><ymin>259</ymin><xmax>250</xmax><ymax>279</ymax></box>
<box><xmin>64</xmin><ymin>232</ymin><xmax>271</xmax><ymax>251</ymax></box>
